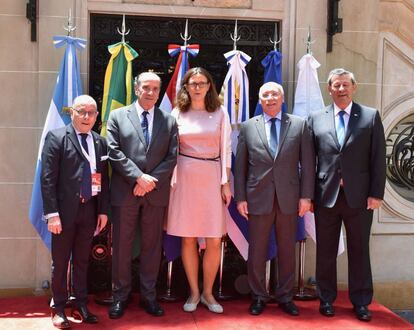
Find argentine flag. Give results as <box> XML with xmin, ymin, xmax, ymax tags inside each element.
<box><xmin>29</xmin><ymin>36</ymin><xmax>86</xmax><ymax>249</ymax></box>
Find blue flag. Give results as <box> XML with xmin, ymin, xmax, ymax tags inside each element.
<box><xmin>254</xmin><ymin>50</ymin><xmax>287</xmax><ymax>115</ymax></box>
<box><xmin>29</xmin><ymin>36</ymin><xmax>86</xmax><ymax>249</ymax></box>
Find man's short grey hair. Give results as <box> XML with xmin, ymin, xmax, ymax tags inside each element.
<box><xmin>258</xmin><ymin>81</ymin><xmax>284</xmax><ymax>97</ymax></box>
<box><xmin>72</xmin><ymin>95</ymin><xmax>97</xmax><ymax>109</ymax></box>
<box><xmin>327</xmin><ymin>68</ymin><xmax>356</xmax><ymax>86</ymax></box>
<box><xmin>134</xmin><ymin>72</ymin><xmax>162</xmax><ymax>87</ymax></box>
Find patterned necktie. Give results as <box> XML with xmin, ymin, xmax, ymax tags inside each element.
<box><xmin>336</xmin><ymin>110</ymin><xmax>346</xmax><ymax>146</ymax></box>
<box><xmin>80</xmin><ymin>133</ymin><xmax>92</xmax><ymax>201</ymax></box>
<box><xmin>141</xmin><ymin>111</ymin><xmax>149</xmax><ymax>146</ymax></box>
<box><xmin>269</xmin><ymin>117</ymin><xmax>278</xmax><ymax>157</ymax></box>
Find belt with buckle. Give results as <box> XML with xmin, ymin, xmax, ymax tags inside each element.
<box><xmin>179</xmin><ymin>152</ymin><xmax>220</xmax><ymax>162</ymax></box>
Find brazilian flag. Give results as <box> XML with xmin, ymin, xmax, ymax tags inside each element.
<box><xmin>101</xmin><ymin>41</ymin><xmax>138</xmax><ymax>136</ymax></box>
<box><xmin>100</xmin><ymin>41</ymin><xmax>141</xmax><ymax>257</ymax></box>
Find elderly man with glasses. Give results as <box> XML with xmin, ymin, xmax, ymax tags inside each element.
<box><xmin>41</xmin><ymin>95</ymin><xmax>109</xmax><ymax>329</ymax></box>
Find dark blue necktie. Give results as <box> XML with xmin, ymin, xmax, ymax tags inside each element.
<box><xmin>80</xmin><ymin>133</ymin><xmax>92</xmax><ymax>201</ymax></box>
<box><xmin>336</xmin><ymin>110</ymin><xmax>346</xmax><ymax>146</ymax></box>
<box><xmin>269</xmin><ymin>117</ymin><xmax>278</xmax><ymax>157</ymax></box>
<box><xmin>141</xmin><ymin>111</ymin><xmax>149</xmax><ymax>146</ymax></box>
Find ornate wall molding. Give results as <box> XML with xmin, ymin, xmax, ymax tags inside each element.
<box><xmin>374</xmin><ymin>32</ymin><xmax>414</xmax><ymax>234</ymax></box>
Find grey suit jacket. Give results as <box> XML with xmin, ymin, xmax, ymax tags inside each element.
<box><xmin>307</xmin><ymin>102</ymin><xmax>386</xmax><ymax>208</ymax></box>
<box><xmin>41</xmin><ymin>124</ymin><xmax>110</xmax><ymax>224</ymax></box>
<box><xmin>106</xmin><ymin>104</ymin><xmax>178</xmax><ymax>207</ymax></box>
<box><xmin>234</xmin><ymin>112</ymin><xmax>315</xmax><ymax>215</ymax></box>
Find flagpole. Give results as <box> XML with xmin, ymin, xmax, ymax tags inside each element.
<box><xmin>64</xmin><ymin>8</ymin><xmax>77</xmax><ymax>308</ymax></box>
<box><xmin>264</xmin><ymin>23</ymin><xmax>282</xmax><ymax>300</ymax></box>
<box><xmin>221</xmin><ymin>21</ymin><xmax>252</xmax><ymax>300</ymax></box>
<box><xmin>94</xmin><ymin>14</ymin><xmax>138</xmax><ymax>305</ymax></box>
<box><xmin>269</xmin><ymin>22</ymin><xmax>281</xmax><ymax>51</ymax></box>
<box><xmin>217</xmin><ymin>19</ymin><xmax>247</xmax><ymax>301</ymax></box>
<box><xmin>161</xmin><ymin>19</ymin><xmax>201</xmax><ymax>301</ymax></box>
<box><xmin>293</xmin><ymin>26</ymin><xmax>318</xmax><ymax>301</ymax></box>
<box><xmin>160</xmin><ymin>19</ymin><xmax>187</xmax><ymax>301</ymax></box>
<box><xmin>218</xmin><ymin>20</ymin><xmax>240</xmax><ymax>302</ymax></box>
<box><xmin>116</xmin><ymin>14</ymin><xmax>130</xmax><ymax>44</ymax></box>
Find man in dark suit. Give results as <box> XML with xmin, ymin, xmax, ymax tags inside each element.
<box><xmin>235</xmin><ymin>82</ymin><xmax>315</xmax><ymax>316</ymax></box>
<box><xmin>106</xmin><ymin>72</ymin><xmax>178</xmax><ymax>318</ymax></box>
<box><xmin>308</xmin><ymin>68</ymin><xmax>386</xmax><ymax>322</ymax></box>
<box><xmin>41</xmin><ymin>95</ymin><xmax>109</xmax><ymax>329</ymax></box>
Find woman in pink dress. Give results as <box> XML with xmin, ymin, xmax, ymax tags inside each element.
<box><xmin>167</xmin><ymin>67</ymin><xmax>232</xmax><ymax>313</ymax></box>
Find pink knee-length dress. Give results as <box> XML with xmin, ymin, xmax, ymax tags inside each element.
<box><xmin>167</xmin><ymin>106</ymin><xmax>232</xmax><ymax>237</ymax></box>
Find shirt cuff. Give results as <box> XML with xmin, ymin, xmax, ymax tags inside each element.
<box><xmin>44</xmin><ymin>212</ymin><xmax>59</xmax><ymax>223</ymax></box>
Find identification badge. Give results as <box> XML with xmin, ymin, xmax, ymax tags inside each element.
<box><xmin>92</xmin><ymin>173</ymin><xmax>102</xmax><ymax>193</ymax></box>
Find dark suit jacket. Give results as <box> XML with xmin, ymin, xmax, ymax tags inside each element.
<box><xmin>307</xmin><ymin>102</ymin><xmax>386</xmax><ymax>208</ymax></box>
<box><xmin>41</xmin><ymin>124</ymin><xmax>110</xmax><ymax>224</ymax></box>
<box><xmin>235</xmin><ymin>112</ymin><xmax>315</xmax><ymax>215</ymax></box>
<box><xmin>106</xmin><ymin>104</ymin><xmax>178</xmax><ymax>207</ymax></box>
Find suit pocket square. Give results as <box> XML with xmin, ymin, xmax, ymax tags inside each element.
<box><xmin>100</xmin><ymin>155</ymin><xmax>109</xmax><ymax>161</ymax></box>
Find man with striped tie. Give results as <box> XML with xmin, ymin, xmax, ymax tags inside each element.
<box><xmin>308</xmin><ymin>68</ymin><xmax>386</xmax><ymax>322</ymax></box>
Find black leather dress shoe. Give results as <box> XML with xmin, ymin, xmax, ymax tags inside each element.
<box><xmin>140</xmin><ymin>300</ymin><xmax>164</xmax><ymax>317</ymax></box>
<box><xmin>319</xmin><ymin>302</ymin><xmax>335</xmax><ymax>317</ymax></box>
<box><xmin>52</xmin><ymin>311</ymin><xmax>71</xmax><ymax>329</ymax></box>
<box><xmin>279</xmin><ymin>301</ymin><xmax>299</xmax><ymax>316</ymax></box>
<box><xmin>108</xmin><ymin>300</ymin><xmax>128</xmax><ymax>319</ymax></box>
<box><xmin>72</xmin><ymin>305</ymin><xmax>98</xmax><ymax>324</ymax></box>
<box><xmin>249</xmin><ymin>299</ymin><xmax>266</xmax><ymax>316</ymax></box>
<box><xmin>353</xmin><ymin>305</ymin><xmax>372</xmax><ymax>322</ymax></box>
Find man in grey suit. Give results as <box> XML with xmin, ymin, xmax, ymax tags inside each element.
<box><xmin>308</xmin><ymin>68</ymin><xmax>386</xmax><ymax>322</ymax></box>
<box><xmin>106</xmin><ymin>72</ymin><xmax>178</xmax><ymax>318</ymax></box>
<box><xmin>235</xmin><ymin>82</ymin><xmax>315</xmax><ymax>316</ymax></box>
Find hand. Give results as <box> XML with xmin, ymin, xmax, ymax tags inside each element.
<box><xmin>367</xmin><ymin>197</ymin><xmax>382</xmax><ymax>210</ymax></box>
<box><xmin>221</xmin><ymin>183</ymin><xmax>232</xmax><ymax>207</ymax></box>
<box><xmin>133</xmin><ymin>183</ymin><xmax>146</xmax><ymax>197</ymax></box>
<box><xmin>47</xmin><ymin>216</ymin><xmax>62</xmax><ymax>235</ymax></box>
<box><xmin>310</xmin><ymin>201</ymin><xmax>314</xmax><ymax>213</ymax></box>
<box><xmin>237</xmin><ymin>201</ymin><xmax>249</xmax><ymax>219</ymax></box>
<box><xmin>136</xmin><ymin>174</ymin><xmax>158</xmax><ymax>193</ymax></box>
<box><xmin>298</xmin><ymin>198</ymin><xmax>312</xmax><ymax>217</ymax></box>
<box><xmin>95</xmin><ymin>214</ymin><xmax>108</xmax><ymax>235</ymax></box>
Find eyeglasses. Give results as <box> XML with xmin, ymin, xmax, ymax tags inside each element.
<box><xmin>186</xmin><ymin>81</ymin><xmax>209</xmax><ymax>89</ymax></box>
<box><xmin>73</xmin><ymin>108</ymin><xmax>99</xmax><ymax>118</ymax></box>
